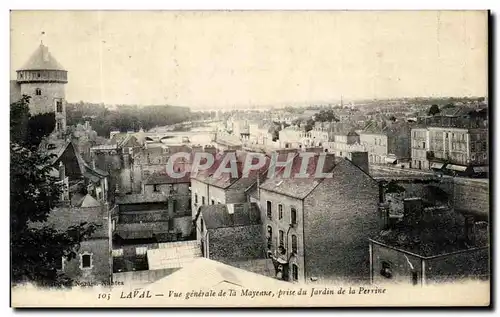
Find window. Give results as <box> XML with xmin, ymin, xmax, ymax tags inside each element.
<box><xmin>37</xmin><ymin>72</ymin><xmax>41</xmax><ymax>78</ymax></box>
<box><xmin>278</xmin><ymin>204</ymin><xmax>283</xmax><ymax>220</ymax></box>
<box><xmin>482</xmin><ymin>142</ymin><xmax>487</xmax><ymax>151</ymax></box>
<box><xmin>56</xmin><ymin>100</ymin><xmax>63</xmax><ymax>113</ymax></box>
<box><xmin>195</xmin><ymin>193</ymin><xmax>198</xmax><ymax>204</ymax></box>
<box><xmin>153</xmin><ymin>184</ymin><xmax>159</xmax><ymax>192</ymax></box>
<box><xmin>56</xmin><ymin>120</ymin><xmax>62</xmax><ymax>131</ymax></box>
<box><xmin>267</xmin><ymin>226</ymin><xmax>273</xmax><ymax>249</ymax></box>
<box><xmin>380</xmin><ymin>261</ymin><xmax>392</xmax><ymax>279</ymax></box>
<box><xmin>292</xmin><ymin>264</ymin><xmax>298</xmax><ymax>281</ymax></box>
<box><xmin>112</xmin><ymin>219</ymin><xmax>116</xmax><ymax>231</ymax></box>
<box><xmin>445</xmin><ymin>133</ymin><xmax>448</xmax><ymax>139</ymax></box>
<box><xmin>279</xmin><ymin>230</ymin><xmax>284</xmax><ymax>247</ymax></box>
<box><xmin>266</xmin><ymin>201</ymin><xmax>272</xmax><ymax>220</ymax></box>
<box><xmin>201</xmin><ymin>219</ymin><xmax>204</xmax><ymax>233</ymax></box>
<box><xmin>211</xmin><ymin>199</ymin><xmax>215</xmax><ymax>205</ymax></box>
<box><xmin>471</xmin><ymin>143</ymin><xmax>475</xmax><ymax>151</ymax></box>
<box><xmin>202</xmin><ymin>196</ymin><xmax>205</xmax><ymax>205</ymax></box>
<box><xmin>471</xmin><ymin>154</ymin><xmax>476</xmax><ymax>160</ymax></box>
<box><xmin>35</xmin><ymin>88</ymin><xmax>41</xmax><ymax>95</ymax></box>
<box><xmin>172</xmin><ymin>200</ymin><xmax>177</xmax><ymax>213</ymax></box>
<box><xmin>80</xmin><ymin>252</ymin><xmax>93</xmax><ymax>270</ymax></box>
<box><xmin>292</xmin><ymin>235</ymin><xmax>298</xmax><ymax>254</ymax></box>
<box><xmin>422</xmin><ymin>142</ymin><xmax>426</xmax><ymax>149</ymax></box>
<box><xmin>136</xmin><ymin>247</ymin><xmax>147</xmax><ymax>255</ymax></box>
<box><xmin>291</xmin><ymin>207</ymin><xmax>297</xmax><ymax>225</ymax></box>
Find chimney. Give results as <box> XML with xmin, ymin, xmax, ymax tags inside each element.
<box><xmin>403</xmin><ymin>198</ymin><xmax>423</xmax><ymax>224</ymax></box>
<box><xmin>58</xmin><ymin>161</ymin><xmax>65</xmax><ymax>181</ymax></box>
<box><xmin>378</xmin><ymin>202</ymin><xmax>390</xmax><ymax>229</ymax></box>
<box><xmin>204</xmin><ymin>145</ymin><xmax>217</xmax><ymax>156</ymax></box>
<box><xmin>305</xmin><ymin>147</ymin><xmax>323</xmax><ymax>154</ymax></box>
<box><xmin>349</xmin><ymin>151</ymin><xmax>369</xmax><ymax>174</ymax></box>
<box><xmin>123</xmin><ymin>153</ymin><xmax>130</xmax><ymax>169</ymax></box>
<box><xmin>110</xmin><ymin>130</ymin><xmax>120</xmax><ymax>139</ymax></box>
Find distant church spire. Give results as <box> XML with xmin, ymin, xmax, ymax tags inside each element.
<box><xmin>40</xmin><ymin>31</ymin><xmax>46</xmax><ymax>45</ymax></box>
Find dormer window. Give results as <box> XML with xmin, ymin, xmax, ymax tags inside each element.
<box><xmin>35</xmin><ymin>88</ymin><xmax>42</xmax><ymax>96</ymax></box>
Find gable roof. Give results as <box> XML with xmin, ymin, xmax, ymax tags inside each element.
<box><xmin>192</xmin><ymin>151</ymin><xmax>270</xmax><ymax>190</ymax></box>
<box><xmin>18</xmin><ymin>44</ymin><xmax>66</xmax><ymax>71</ymax></box>
<box><xmin>200</xmin><ymin>203</ymin><xmax>261</xmax><ymax>230</ymax></box>
<box><xmin>259</xmin><ymin>153</ymin><xmax>339</xmax><ymax>199</ymax></box>
<box><xmin>29</xmin><ymin>205</ymin><xmax>108</xmax><ymax>239</ymax></box>
<box><xmin>78</xmin><ymin>194</ymin><xmax>102</xmax><ymax>208</ymax></box>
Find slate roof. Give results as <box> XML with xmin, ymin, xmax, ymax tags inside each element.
<box><xmin>115</xmin><ymin>193</ymin><xmax>168</xmax><ymax>204</ymax></box>
<box><xmin>144</xmin><ymin>172</ymin><xmax>191</xmax><ymax>185</ymax></box>
<box><xmin>371</xmin><ymin>208</ymin><xmax>488</xmax><ymax>258</ymax></box>
<box><xmin>29</xmin><ymin>204</ymin><xmax>108</xmax><ymax>239</ymax></box>
<box><xmin>200</xmin><ymin>203</ymin><xmax>261</xmax><ymax>230</ymax></box>
<box><xmin>259</xmin><ymin>152</ymin><xmax>340</xmax><ymax>199</ymax></box>
<box><xmin>18</xmin><ymin>44</ymin><xmax>66</xmax><ymax>71</ymax></box>
<box><xmin>192</xmin><ymin>151</ymin><xmax>270</xmax><ymax>190</ymax></box>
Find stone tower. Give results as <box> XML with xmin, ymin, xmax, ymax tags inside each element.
<box><xmin>16</xmin><ymin>43</ymin><xmax>68</xmax><ymax>132</ymax></box>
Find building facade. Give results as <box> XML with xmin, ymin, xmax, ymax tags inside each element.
<box><xmin>259</xmin><ymin>156</ymin><xmax>380</xmax><ymax>284</ymax></box>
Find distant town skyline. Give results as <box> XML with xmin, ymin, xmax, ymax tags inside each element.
<box><xmin>11</xmin><ymin>11</ymin><xmax>488</xmax><ymax>109</ymax></box>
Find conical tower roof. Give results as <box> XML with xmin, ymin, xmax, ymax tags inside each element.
<box><xmin>18</xmin><ymin>43</ymin><xmax>66</xmax><ymax>71</ymax></box>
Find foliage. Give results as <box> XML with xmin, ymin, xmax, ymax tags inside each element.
<box><xmin>314</xmin><ymin>109</ymin><xmax>340</xmax><ymax>123</ymax></box>
<box><xmin>428</xmin><ymin>104</ymin><xmax>441</xmax><ymax>116</ymax></box>
<box><xmin>66</xmin><ymin>101</ymin><xmax>195</xmax><ymax>137</ymax></box>
<box><xmin>10</xmin><ymin>95</ymin><xmax>56</xmax><ymax>149</ymax></box>
<box><xmin>10</xmin><ymin>96</ymin><xmax>98</xmax><ymax>288</ymax></box>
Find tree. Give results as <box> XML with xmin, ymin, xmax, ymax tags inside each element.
<box><xmin>10</xmin><ymin>96</ymin><xmax>98</xmax><ymax>288</ymax></box>
<box><xmin>428</xmin><ymin>104</ymin><xmax>440</xmax><ymax>116</ymax></box>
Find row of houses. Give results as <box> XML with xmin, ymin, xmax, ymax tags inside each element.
<box><xmin>35</xmin><ymin>122</ymin><xmax>489</xmax><ymax>288</ymax></box>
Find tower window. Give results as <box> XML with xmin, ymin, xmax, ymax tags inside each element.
<box><xmin>80</xmin><ymin>252</ymin><xmax>93</xmax><ymax>270</ymax></box>
<box><xmin>56</xmin><ymin>120</ymin><xmax>63</xmax><ymax>131</ymax></box>
<box><xmin>56</xmin><ymin>101</ymin><xmax>63</xmax><ymax>113</ymax></box>
<box><xmin>37</xmin><ymin>72</ymin><xmax>41</xmax><ymax>78</ymax></box>
<box><xmin>35</xmin><ymin>88</ymin><xmax>42</xmax><ymax>96</ymax></box>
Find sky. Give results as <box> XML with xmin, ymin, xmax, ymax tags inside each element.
<box><xmin>10</xmin><ymin>11</ymin><xmax>488</xmax><ymax>109</ymax></box>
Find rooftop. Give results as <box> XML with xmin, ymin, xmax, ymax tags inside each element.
<box><xmin>115</xmin><ymin>193</ymin><xmax>168</xmax><ymax>204</ymax></box>
<box><xmin>18</xmin><ymin>43</ymin><xmax>66</xmax><ymax>71</ymax></box>
<box><xmin>199</xmin><ymin>203</ymin><xmax>261</xmax><ymax>230</ymax></box>
<box><xmin>371</xmin><ymin>208</ymin><xmax>488</xmax><ymax>258</ymax></box>
<box><xmin>259</xmin><ymin>153</ymin><xmax>341</xmax><ymax>199</ymax></box>
<box><xmin>147</xmin><ymin>241</ymin><xmax>202</xmax><ymax>270</ymax></box>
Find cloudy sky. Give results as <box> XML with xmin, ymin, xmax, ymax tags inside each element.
<box><xmin>10</xmin><ymin>11</ymin><xmax>487</xmax><ymax>109</ymax></box>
